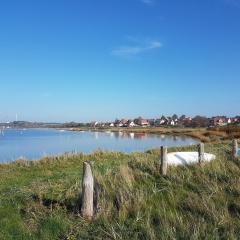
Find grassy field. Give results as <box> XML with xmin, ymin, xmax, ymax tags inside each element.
<box><xmin>0</xmin><ymin>141</ymin><xmax>240</xmax><ymax>239</ymax></box>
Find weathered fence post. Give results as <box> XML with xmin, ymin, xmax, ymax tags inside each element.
<box><xmin>232</xmin><ymin>139</ymin><xmax>238</xmax><ymax>158</ymax></box>
<box><xmin>198</xmin><ymin>143</ymin><xmax>205</xmax><ymax>164</ymax></box>
<box><xmin>160</xmin><ymin>146</ymin><xmax>168</xmax><ymax>176</ymax></box>
<box><xmin>81</xmin><ymin>161</ymin><xmax>94</xmax><ymax>218</ymax></box>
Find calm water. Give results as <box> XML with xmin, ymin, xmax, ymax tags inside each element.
<box><xmin>0</xmin><ymin>128</ymin><xmax>199</xmax><ymax>162</ymax></box>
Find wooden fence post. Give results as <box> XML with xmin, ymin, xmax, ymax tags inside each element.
<box><xmin>160</xmin><ymin>146</ymin><xmax>168</xmax><ymax>176</ymax></box>
<box><xmin>232</xmin><ymin>139</ymin><xmax>238</xmax><ymax>158</ymax></box>
<box><xmin>81</xmin><ymin>161</ymin><xmax>94</xmax><ymax>218</ymax></box>
<box><xmin>198</xmin><ymin>143</ymin><xmax>204</xmax><ymax>164</ymax></box>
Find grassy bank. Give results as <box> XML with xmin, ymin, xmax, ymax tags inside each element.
<box><xmin>64</xmin><ymin>125</ymin><xmax>240</xmax><ymax>143</ymax></box>
<box><xmin>1</xmin><ymin>141</ymin><xmax>240</xmax><ymax>239</ymax></box>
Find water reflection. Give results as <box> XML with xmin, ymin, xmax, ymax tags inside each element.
<box><xmin>94</xmin><ymin>132</ymin><xmax>99</xmax><ymax>140</ymax></box>
<box><xmin>0</xmin><ymin>129</ymin><xmax>199</xmax><ymax>162</ymax></box>
<box><xmin>99</xmin><ymin>131</ymin><xmax>193</xmax><ymax>141</ymax></box>
<box><xmin>106</xmin><ymin>132</ymin><xmax>192</xmax><ymax>141</ymax></box>
<box><xmin>129</xmin><ymin>133</ymin><xmax>134</xmax><ymax>139</ymax></box>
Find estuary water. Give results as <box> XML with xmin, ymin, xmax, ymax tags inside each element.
<box><xmin>0</xmin><ymin>128</ymin><xmax>199</xmax><ymax>163</ymax></box>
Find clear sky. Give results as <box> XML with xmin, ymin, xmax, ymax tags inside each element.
<box><xmin>0</xmin><ymin>0</ymin><xmax>239</xmax><ymax>122</ymax></box>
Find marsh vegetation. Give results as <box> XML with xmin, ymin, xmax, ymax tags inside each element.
<box><xmin>0</xmin><ymin>141</ymin><xmax>240</xmax><ymax>239</ymax></box>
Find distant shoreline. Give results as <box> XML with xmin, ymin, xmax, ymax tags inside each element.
<box><xmin>3</xmin><ymin>125</ymin><xmax>240</xmax><ymax>143</ymax></box>
<box><xmin>55</xmin><ymin>126</ymin><xmax>237</xmax><ymax>143</ymax></box>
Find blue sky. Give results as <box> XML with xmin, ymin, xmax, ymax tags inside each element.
<box><xmin>0</xmin><ymin>0</ymin><xmax>239</xmax><ymax>122</ymax></box>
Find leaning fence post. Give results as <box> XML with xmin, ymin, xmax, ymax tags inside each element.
<box><xmin>81</xmin><ymin>161</ymin><xmax>94</xmax><ymax>218</ymax></box>
<box><xmin>160</xmin><ymin>146</ymin><xmax>168</xmax><ymax>176</ymax></box>
<box><xmin>198</xmin><ymin>143</ymin><xmax>204</xmax><ymax>163</ymax></box>
<box><xmin>232</xmin><ymin>139</ymin><xmax>238</xmax><ymax>158</ymax></box>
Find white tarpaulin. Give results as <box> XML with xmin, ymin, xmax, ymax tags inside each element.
<box><xmin>167</xmin><ymin>152</ymin><xmax>216</xmax><ymax>166</ymax></box>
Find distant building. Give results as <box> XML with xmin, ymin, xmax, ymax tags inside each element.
<box><xmin>233</xmin><ymin>117</ymin><xmax>240</xmax><ymax>124</ymax></box>
<box><xmin>161</xmin><ymin>116</ymin><xmax>168</xmax><ymax>125</ymax></box>
<box><xmin>109</xmin><ymin>123</ymin><xmax>114</xmax><ymax>127</ymax></box>
<box><xmin>127</xmin><ymin>120</ymin><xmax>136</xmax><ymax>127</ymax></box>
<box><xmin>134</xmin><ymin>117</ymin><xmax>149</xmax><ymax>126</ymax></box>
<box><xmin>209</xmin><ymin>117</ymin><xmax>227</xmax><ymax>126</ymax></box>
<box><xmin>168</xmin><ymin>118</ymin><xmax>176</xmax><ymax>126</ymax></box>
<box><xmin>147</xmin><ymin>119</ymin><xmax>155</xmax><ymax>126</ymax></box>
<box><xmin>154</xmin><ymin>116</ymin><xmax>169</xmax><ymax>126</ymax></box>
<box><xmin>121</xmin><ymin>119</ymin><xmax>129</xmax><ymax>127</ymax></box>
<box><xmin>114</xmin><ymin>119</ymin><xmax>121</xmax><ymax>127</ymax></box>
<box><xmin>139</xmin><ymin>118</ymin><xmax>149</xmax><ymax>126</ymax></box>
<box><xmin>90</xmin><ymin>121</ymin><xmax>98</xmax><ymax>127</ymax></box>
<box><xmin>154</xmin><ymin>119</ymin><xmax>162</xmax><ymax>126</ymax></box>
<box><xmin>180</xmin><ymin>117</ymin><xmax>192</xmax><ymax>126</ymax></box>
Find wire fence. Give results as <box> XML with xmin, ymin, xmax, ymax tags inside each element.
<box><xmin>79</xmin><ymin>140</ymin><xmax>239</xmax><ymax>218</ymax></box>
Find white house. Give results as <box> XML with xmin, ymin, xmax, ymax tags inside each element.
<box><xmin>128</xmin><ymin>121</ymin><xmax>136</xmax><ymax>127</ymax></box>
<box><xmin>170</xmin><ymin>120</ymin><xmax>175</xmax><ymax>126</ymax></box>
<box><xmin>155</xmin><ymin>119</ymin><xmax>165</xmax><ymax>126</ymax></box>
<box><xmin>167</xmin><ymin>118</ymin><xmax>175</xmax><ymax>126</ymax></box>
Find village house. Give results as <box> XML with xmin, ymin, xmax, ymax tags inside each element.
<box><xmin>154</xmin><ymin>119</ymin><xmax>162</xmax><ymax>126</ymax></box>
<box><xmin>121</xmin><ymin>119</ymin><xmax>129</xmax><ymax>127</ymax></box>
<box><xmin>233</xmin><ymin>118</ymin><xmax>238</xmax><ymax>124</ymax></box>
<box><xmin>185</xmin><ymin>117</ymin><xmax>192</xmax><ymax>122</ymax></box>
<box><xmin>134</xmin><ymin>117</ymin><xmax>149</xmax><ymax>127</ymax></box>
<box><xmin>89</xmin><ymin>121</ymin><xmax>98</xmax><ymax>127</ymax></box>
<box><xmin>114</xmin><ymin>119</ymin><xmax>121</xmax><ymax>127</ymax></box>
<box><xmin>114</xmin><ymin>119</ymin><xmax>128</xmax><ymax>127</ymax></box>
<box><xmin>118</xmin><ymin>122</ymin><xmax>124</xmax><ymax>127</ymax></box>
<box><xmin>109</xmin><ymin>123</ymin><xmax>114</xmax><ymax>127</ymax></box>
<box><xmin>233</xmin><ymin>117</ymin><xmax>240</xmax><ymax>124</ymax></box>
<box><xmin>147</xmin><ymin>119</ymin><xmax>155</xmax><ymax>126</ymax></box>
<box><xmin>180</xmin><ymin>117</ymin><xmax>192</xmax><ymax>126</ymax></box>
<box><xmin>140</xmin><ymin>119</ymin><xmax>149</xmax><ymax>127</ymax></box>
<box><xmin>227</xmin><ymin>118</ymin><xmax>232</xmax><ymax>124</ymax></box>
<box><xmin>208</xmin><ymin>116</ymin><xmax>240</xmax><ymax>127</ymax></box>
<box><xmin>209</xmin><ymin>117</ymin><xmax>227</xmax><ymax>126</ymax></box>
<box><xmin>127</xmin><ymin>120</ymin><xmax>136</xmax><ymax>127</ymax></box>
<box><xmin>168</xmin><ymin>118</ymin><xmax>176</xmax><ymax>126</ymax></box>
<box><xmin>88</xmin><ymin>115</ymin><xmax>240</xmax><ymax>129</ymax></box>
<box><xmin>154</xmin><ymin>116</ymin><xmax>168</xmax><ymax>126</ymax></box>
<box><xmin>173</xmin><ymin>118</ymin><xmax>178</xmax><ymax>125</ymax></box>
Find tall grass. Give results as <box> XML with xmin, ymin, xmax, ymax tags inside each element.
<box><xmin>208</xmin><ymin>125</ymin><xmax>240</xmax><ymax>139</ymax></box>
<box><xmin>0</xmin><ymin>141</ymin><xmax>240</xmax><ymax>239</ymax></box>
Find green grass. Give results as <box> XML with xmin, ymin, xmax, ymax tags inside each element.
<box><xmin>0</xmin><ymin>141</ymin><xmax>240</xmax><ymax>239</ymax></box>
